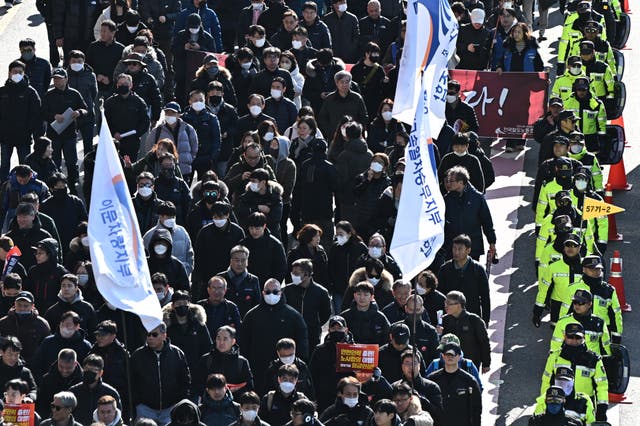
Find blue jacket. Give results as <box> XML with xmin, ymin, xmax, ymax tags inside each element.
<box><xmin>182</xmin><ymin>106</ymin><xmax>222</xmax><ymax>162</ymax></box>
<box><xmin>489</xmin><ymin>25</ymin><xmax>511</xmax><ymax>70</ymax></box>
<box><xmin>500</xmin><ymin>38</ymin><xmax>543</xmax><ymax>72</ymax></box>
<box><xmin>174</xmin><ymin>4</ymin><xmax>223</xmax><ymax>52</ymax></box>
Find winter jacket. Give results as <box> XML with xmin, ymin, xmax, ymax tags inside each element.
<box><xmin>131</xmin><ymin>339</ymin><xmax>191</xmax><ymax>409</ymax></box>
<box><xmin>114</xmin><ymin>21</ymin><xmax>148</xmax><ymax>47</ymax></box>
<box><xmin>196</xmin><ymin>298</ymin><xmax>242</xmax><ymax>342</ymax></box>
<box><xmin>335</xmin><ymin>138</ymin><xmax>373</xmax><ymax>222</ymax></box>
<box><xmin>301</xmin><ymin>16</ymin><xmax>332</xmax><ymax>50</ymax></box>
<box><xmin>195</xmin><ymin>345</ymin><xmax>253</xmax><ymax>401</ymax></box>
<box><xmin>287</xmin><ymin>244</ymin><xmax>330</xmax><ymax>288</ymax></box>
<box><xmin>456</xmin><ymin>23</ymin><xmax>492</xmax><ymax>70</ymax></box>
<box><xmin>234</xmin><ymin>112</ymin><xmax>276</xmax><ymax>147</ymax></box>
<box><xmin>438</xmin><ymin>257</ymin><xmax>491</xmax><ymax>323</ymax></box>
<box><xmin>24</xmin><ymin>153</ymin><xmax>59</xmax><ymax>186</ymax></box>
<box><xmin>445</xmin><ymin>99</ymin><xmax>479</xmax><ymax>134</ymax></box>
<box><xmin>302</xmin><ymin>57</ymin><xmax>344</xmax><ymax>111</ymax></box>
<box><xmin>225</xmin><ymin>154</ymin><xmax>277</xmax><ymax>200</ymax></box>
<box><xmin>264</xmin><ymin>96</ymin><xmax>298</xmax><ymax>135</ymax></box>
<box><xmin>182</xmin><ymin>106</ymin><xmax>222</xmax><ymax>165</ymax></box>
<box><xmin>132</xmin><ymin>193</ymin><xmax>163</xmax><ymax>236</ymax></box>
<box><xmin>154</xmin><ymin>173</ymin><xmax>192</xmax><ymax>226</ymax></box>
<box><xmin>264</xmin><ymin>356</ymin><xmax>315</xmax><ymax>400</ymax></box>
<box><xmin>32</xmin><ymin>330</ymin><xmax>92</xmax><ymax>379</ymax></box>
<box><xmin>67</xmin><ymin>64</ymin><xmax>98</xmax><ymax>119</ymax></box>
<box><xmin>0</xmin><ymin>357</ymin><xmax>37</xmax><ymax>401</ymax></box>
<box><xmin>239</xmin><ymin>229</ymin><xmax>288</xmax><ymax>285</ymax></box>
<box><xmin>373</xmin><ymin>186</ymin><xmax>397</xmax><ymax>245</ymax></box>
<box><xmin>249</xmin><ymin>68</ymin><xmax>296</xmax><ymax>101</ymax></box>
<box><xmin>216</xmin><ymin>268</ymin><xmax>262</xmax><ymax>318</ymax></box>
<box><xmin>428</xmin><ymin>368</ymin><xmax>482</xmax><ymax>426</ymax></box>
<box><xmin>128</xmin><ymin>70</ymin><xmax>162</xmax><ymax>121</ymax></box>
<box><xmin>236</xmin><ymin>180</ymin><xmax>284</xmax><ymax>237</ymax></box>
<box><xmin>0</xmin><ymin>77</ymin><xmax>43</xmax><ymax>147</ymax></box>
<box><xmin>95</xmin><ymin>306</ymin><xmax>147</xmax><ymax>353</ymax></box>
<box><xmin>350</xmin><ymin>61</ymin><xmax>386</xmax><ymax>118</ymax></box>
<box><xmin>143</xmin><ymin>222</ymin><xmax>194</xmax><ymax>275</ymax></box>
<box><xmin>40</xmin><ymin>192</ymin><xmax>88</xmax><ymax>250</ymax></box>
<box><xmin>0</xmin><ymin>310</ymin><xmax>50</xmax><ymax>365</ymax></box>
<box><xmin>69</xmin><ymin>380</ymin><xmax>121</xmax><ymax>425</ymax></box>
<box><xmin>190</xmin><ymin>68</ymin><xmax>237</xmax><ymax>107</ymax></box>
<box><xmin>44</xmin><ymin>289</ymin><xmax>97</xmax><ymax>334</ymax></box>
<box><xmin>442</xmin><ymin>310</ymin><xmax>491</xmax><ymax>369</ymax></box>
<box><xmin>1</xmin><ymin>171</ymin><xmax>49</xmax><ymax>230</ymax></box>
<box><xmin>146</xmin><ymin>120</ymin><xmax>199</xmax><ymax>176</ymax></box>
<box><xmin>340</xmin><ymin>301</ymin><xmax>390</xmax><ymax>345</ymax></box>
<box><xmin>146</xmin><ymin>228</ymin><xmax>190</xmax><ymax>291</ymax></box>
<box><xmin>319</xmin><ymin>397</ymin><xmax>374</xmax><ymax>426</ymax></box>
<box><xmin>327</xmin><ymin>237</ymin><xmax>368</xmax><ymax>295</ymax></box>
<box><xmin>86</xmin><ymin>39</ymin><xmax>125</xmax><ymax>92</ymax></box>
<box><xmin>353</xmin><ymin>172</ymin><xmax>391</xmax><ymax>237</ymax></box>
<box><xmin>367</xmin><ymin>118</ymin><xmax>407</xmax><ymax>154</ymax></box>
<box><xmin>323</xmin><ymin>11</ymin><xmax>360</xmax><ymax>63</ymax></box>
<box><xmin>309</xmin><ymin>332</ymin><xmax>355</xmax><ymax>411</ymax></box>
<box><xmin>394</xmin><ymin>317</ymin><xmax>440</xmax><ymax>370</ymax></box>
<box><xmin>103</xmin><ymin>92</ymin><xmax>150</xmax><ymax>148</ymax></box>
<box><xmin>40</xmin><ymin>415</ymin><xmax>82</xmax><ymax>426</ymax></box>
<box><xmin>318</xmin><ymin>90</ymin><xmax>368</xmax><ymax>141</ymax></box>
<box><xmin>51</xmin><ymin>0</ymin><xmax>94</xmax><ymax>44</ymax></box>
<box><xmin>438</xmin><ymin>152</ymin><xmax>485</xmax><ymax>194</ymax></box>
<box><xmin>24</xmin><ymin>242</ymin><xmax>68</xmax><ymax>313</ymax></box>
<box><xmin>207</xmin><ymin>101</ymin><xmax>238</xmax><ymax>162</ymax></box>
<box><xmin>341</xmin><ymin>267</ymin><xmax>394</xmax><ymax>311</ymax></box>
<box><xmin>87</xmin><ymin>339</ymin><xmax>130</xmax><ymax>403</ymax></box>
<box><xmin>498</xmin><ymin>37</ymin><xmax>544</xmax><ymax>72</ymax></box>
<box><xmin>113</xmin><ymin>45</ymin><xmax>166</xmax><ymax>90</ymax></box>
<box><xmin>192</xmin><ymin>221</ymin><xmax>245</xmax><ymax>299</ymax></box>
<box><xmin>175</xmin><ymin>4</ymin><xmax>223</xmax><ymax>52</ymax></box>
<box><xmin>21</xmin><ymin>56</ymin><xmax>52</xmax><ymax>100</ymax></box>
<box><xmin>138</xmin><ymin>0</ymin><xmax>182</xmax><ymax>41</ymax></box>
<box><xmin>392</xmin><ymin>375</ymin><xmax>443</xmax><ymax>424</ymax></box>
<box><xmin>42</xmin><ymin>86</ymin><xmax>88</xmax><ymax>140</ymax></box>
<box><xmin>199</xmin><ymin>392</ymin><xmax>239</xmax><ymax>426</ymax></box>
<box><xmin>283</xmin><ymin>280</ymin><xmax>332</xmax><ymax>346</ymax></box>
<box><xmin>265</xmin><ymin>138</ymin><xmax>297</xmax><ymax>204</ymax></box>
<box><xmin>4</xmin><ymin>222</ymin><xmax>52</xmax><ymax>272</ymax></box>
<box><xmin>260</xmin><ymin>389</ymin><xmax>307</xmax><ymax>426</ymax></box>
<box><xmin>36</xmin><ymin>361</ymin><xmax>82</xmax><ymax>417</ymax></box>
<box><xmin>172</xmin><ymin>29</ymin><xmax>216</xmax><ymax>79</ymax></box>
<box><xmin>297</xmin><ymin>151</ymin><xmax>338</xmax><ymax>221</ymax></box>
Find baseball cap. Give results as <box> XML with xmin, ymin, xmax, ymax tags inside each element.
<box><xmin>565</xmin><ymin>322</ymin><xmax>585</xmax><ymax>337</ymax></box>
<box><xmin>555</xmin><ymin>366</ymin><xmax>574</xmax><ymax>380</ymax></box>
<box><xmin>163</xmin><ymin>102</ymin><xmax>181</xmax><ymax>113</ymax></box>
<box><xmin>577</xmin><ymin>1</ymin><xmax>591</xmax><ymax>12</ymax></box>
<box><xmin>567</xmin><ymin>56</ymin><xmax>583</xmax><ymax>66</ymax></box>
<box><xmin>579</xmin><ymin>40</ymin><xmax>595</xmax><ymax>53</ymax></box>
<box><xmin>549</xmin><ymin>97</ymin><xmax>563</xmax><ymax>107</ymax></box>
<box><xmin>441</xmin><ymin>342</ymin><xmax>462</xmax><ymax>356</ymax></box>
<box><xmin>16</xmin><ymin>291</ymin><xmax>34</xmax><ymax>304</ymax></box>
<box><xmin>563</xmin><ymin>234</ymin><xmax>581</xmax><ymax>246</ymax></box>
<box><xmin>329</xmin><ymin>315</ymin><xmax>346</xmax><ymax>328</ymax></box>
<box><xmin>553</xmin><ymin>135</ymin><xmax>569</xmax><ymax>146</ymax></box>
<box><xmin>52</xmin><ymin>68</ymin><xmax>67</xmax><ymax>79</ymax></box>
<box><xmin>568</xmin><ymin>131</ymin><xmax>584</xmax><ymax>144</ymax></box>
<box><xmin>390</xmin><ymin>323</ymin><xmax>410</xmax><ymax>345</ymax></box>
<box><xmin>555</xmin><ymin>190</ymin><xmax>571</xmax><ymax>204</ymax></box>
<box><xmin>574</xmin><ymin>77</ymin><xmax>590</xmax><ymax>90</ymax></box>
<box><xmin>582</xmin><ymin>255</ymin><xmax>604</xmax><ymax>269</ymax></box>
<box><xmin>470</xmin><ymin>8</ymin><xmax>485</xmax><ymax>24</ymax></box>
<box><xmin>95</xmin><ymin>322</ymin><xmax>117</xmax><ymax>335</ymax></box>
<box><xmin>558</xmin><ymin>110</ymin><xmax>579</xmax><ymax>121</ymax></box>
<box><xmin>437</xmin><ymin>333</ymin><xmax>461</xmax><ymax>351</ymax></box>
<box><xmin>553</xmin><ymin>214</ymin><xmax>572</xmax><ymax>230</ymax></box>
<box><xmin>546</xmin><ymin>386</ymin><xmax>566</xmax><ymax>403</ymax></box>
<box><xmin>123</xmin><ymin>52</ymin><xmax>146</xmax><ymax>66</ymax></box>
<box><xmin>572</xmin><ymin>289</ymin><xmax>593</xmax><ymax>303</ymax></box>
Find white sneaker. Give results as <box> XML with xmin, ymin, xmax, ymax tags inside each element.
<box><xmin>4</xmin><ymin>2</ymin><xmax>12</xmax><ymax>8</ymax></box>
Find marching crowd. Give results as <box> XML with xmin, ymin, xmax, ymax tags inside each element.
<box><xmin>0</xmin><ymin>0</ymin><xmax>630</xmax><ymax>424</ymax></box>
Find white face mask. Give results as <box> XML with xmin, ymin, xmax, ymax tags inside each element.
<box><xmin>188</xmin><ymin>27</ymin><xmax>200</xmax><ymax>34</ymax></box>
<box><xmin>249</xmin><ymin>105</ymin><xmax>262</xmax><ymax>116</ymax></box>
<box><xmin>336</xmin><ymin>235</ymin><xmax>348</xmax><ymax>246</ymax></box>
<box><xmin>270</xmin><ymin>89</ymin><xmax>282</xmax><ymax>99</ymax></box>
<box><xmin>254</xmin><ymin>37</ymin><xmax>266</xmax><ymax>47</ymax></box>
<box><xmin>338</xmin><ymin>3</ymin><xmax>348</xmax><ymax>12</ymax></box>
<box><xmin>382</xmin><ymin>111</ymin><xmax>393</xmax><ymax>121</ymax></box>
<box><xmin>368</xmin><ymin>276</ymin><xmax>380</xmax><ymax>286</ymax></box>
<box><xmin>446</xmin><ymin>95</ymin><xmax>458</xmax><ymax>104</ymax></box>
<box><xmin>569</xmin><ymin>66</ymin><xmax>582</xmax><ymax>75</ymax></box>
<box><xmin>369</xmin><ymin>247</ymin><xmax>383</xmax><ymax>258</ymax></box>
<box><xmin>81</xmin><ymin>236</ymin><xmax>90</xmax><ymax>247</ymax></box>
<box><xmin>264</xmin><ymin>293</ymin><xmax>281</xmax><ymax>305</ymax></box>
<box><xmin>292</xmin><ymin>40</ymin><xmax>303</xmax><ymax>50</ymax></box>
<box><xmin>241</xmin><ymin>410</ymin><xmax>258</xmax><ymax>422</ymax></box>
<box><xmin>280</xmin><ymin>355</ymin><xmax>295</xmax><ymax>365</ymax></box>
<box><xmin>192</xmin><ymin>101</ymin><xmax>206</xmax><ymax>112</ymax></box>
<box><xmin>60</xmin><ymin>327</ymin><xmax>75</xmax><ymax>338</ymax></box>
<box><xmin>343</xmin><ymin>397</ymin><xmax>358</xmax><ymax>408</ymax></box>
<box><xmin>163</xmin><ymin>218</ymin><xmax>176</xmax><ymax>229</ymax></box>
<box><xmin>569</xmin><ymin>144</ymin><xmax>583</xmax><ymax>154</ymax></box>
<box><xmin>453</xmin><ymin>150</ymin><xmax>467</xmax><ymax>157</ymax></box>
<box><xmin>10</xmin><ymin>73</ymin><xmax>23</xmax><ymax>83</ymax></box>
<box><xmin>416</xmin><ymin>285</ymin><xmax>427</xmax><ymax>295</ymax></box>
<box><xmin>70</xmin><ymin>63</ymin><xmax>84</xmax><ymax>72</ymax></box>
<box><xmin>154</xmin><ymin>244</ymin><xmax>168</xmax><ymax>255</ymax></box>
<box><xmin>77</xmin><ymin>274</ymin><xmax>89</xmax><ymax>286</ymax></box>
<box><xmin>127</xmin><ymin>25</ymin><xmax>138</xmax><ymax>34</ymax></box>
<box><xmin>213</xmin><ymin>218</ymin><xmax>227</xmax><ymax>228</ymax></box>
<box><xmin>575</xmin><ymin>179</ymin><xmax>588</xmax><ymax>191</ymax></box>
<box><xmin>556</xmin><ymin>379</ymin><xmax>574</xmax><ymax>397</ymax></box>
<box><xmin>138</xmin><ymin>186</ymin><xmax>153</xmax><ymax>198</ymax></box>
<box><xmin>249</xmin><ymin>182</ymin><xmax>260</xmax><ymax>192</ymax></box>
<box><xmin>263</xmin><ymin>131</ymin><xmax>275</xmax><ymax>141</ymax></box>
<box><xmin>370</xmin><ymin>162</ymin><xmax>384</xmax><ymax>173</ymax></box>
<box><xmin>279</xmin><ymin>381</ymin><xmax>296</xmax><ymax>393</ymax></box>
<box><xmin>165</xmin><ymin>115</ymin><xmax>177</xmax><ymax>125</ymax></box>
<box><xmin>291</xmin><ymin>274</ymin><xmax>302</xmax><ymax>285</ymax></box>
<box><xmin>241</xmin><ymin>61</ymin><xmax>253</xmax><ymax>70</ymax></box>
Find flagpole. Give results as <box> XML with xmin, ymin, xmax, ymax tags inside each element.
<box><xmin>120</xmin><ymin>310</ymin><xmax>135</xmax><ymax>424</ymax></box>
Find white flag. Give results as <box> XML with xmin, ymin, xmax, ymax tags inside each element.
<box><xmin>88</xmin><ymin>112</ymin><xmax>163</xmax><ymax>332</ymax></box>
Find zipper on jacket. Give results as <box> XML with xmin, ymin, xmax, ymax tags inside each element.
<box><xmin>156</xmin><ymin>352</ymin><xmax>162</xmax><ymax>409</ymax></box>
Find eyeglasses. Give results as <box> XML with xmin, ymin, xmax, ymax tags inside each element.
<box><xmin>265</xmin><ymin>289</ymin><xmax>281</xmax><ymax>295</ymax></box>
<box><xmin>147</xmin><ymin>332</ymin><xmax>160</xmax><ymax>337</ymax></box>
<box><xmin>51</xmin><ymin>404</ymin><xmax>66</xmax><ymax>411</ymax></box>
<box><xmin>203</xmin><ymin>191</ymin><xmax>217</xmax><ymax>197</ymax></box>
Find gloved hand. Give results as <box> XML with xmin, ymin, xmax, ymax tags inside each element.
<box><xmin>532</xmin><ymin>305</ymin><xmax>544</xmax><ymax>328</ymax></box>
<box><xmin>556</xmin><ymin>62</ymin><xmax>566</xmax><ymax>76</ymax></box>
<box><xmin>611</xmin><ymin>334</ymin><xmax>622</xmax><ymax>345</ymax></box>
<box><xmin>596</xmin><ymin>403</ymin><xmax>608</xmax><ymax>421</ymax></box>
<box><xmin>596</xmin><ymin>242</ymin><xmax>607</xmax><ymax>256</ymax></box>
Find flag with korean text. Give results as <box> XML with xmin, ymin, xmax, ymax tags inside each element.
<box><xmin>390</xmin><ymin>0</ymin><xmax>457</xmax><ymax>280</ymax></box>
<box><xmin>88</xmin><ymin>112</ymin><xmax>163</xmax><ymax>332</ymax></box>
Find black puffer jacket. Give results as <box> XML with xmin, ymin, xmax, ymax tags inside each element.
<box><xmin>147</xmin><ymin>228</ymin><xmax>190</xmax><ymax>291</ymax></box>
<box><xmin>24</xmin><ymin>238</ymin><xmax>68</xmax><ymax>313</ymax></box>
<box><xmin>162</xmin><ymin>303</ymin><xmax>213</xmax><ymax>377</ymax></box>
<box><xmin>32</xmin><ymin>329</ymin><xmax>92</xmax><ymax>379</ymax></box>
<box><xmin>327</xmin><ymin>237</ymin><xmax>368</xmax><ymax>295</ymax></box>
<box><xmin>340</xmin><ymin>301</ymin><xmax>390</xmax><ymax>345</ymax></box>
<box><xmin>88</xmin><ymin>338</ymin><xmax>129</xmax><ymax>402</ymax></box>
<box><xmin>353</xmin><ymin>171</ymin><xmax>391</xmax><ymax>238</ymax></box>
<box><xmin>36</xmin><ymin>361</ymin><xmax>82</xmax><ymax>417</ymax></box>
<box><xmin>319</xmin><ymin>396</ymin><xmax>374</xmax><ymax>426</ymax></box>
<box><xmin>194</xmin><ymin>344</ymin><xmax>253</xmax><ymax>401</ymax></box>
<box><xmin>239</xmin><ymin>229</ymin><xmax>288</xmax><ymax>286</ymax></box>
<box><xmin>0</xmin><ymin>76</ymin><xmax>43</xmax><ymax>147</ymax></box>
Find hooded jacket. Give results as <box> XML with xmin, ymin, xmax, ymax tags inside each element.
<box><xmin>0</xmin><ymin>309</ymin><xmax>50</xmax><ymax>365</ymax></box>
<box><xmin>237</xmin><ymin>180</ymin><xmax>284</xmax><ymax>237</ymax></box>
<box><xmin>170</xmin><ymin>398</ymin><xmax>208</xmax><ymax>426</ymax></box>
<box><xmin>147</xmin><ymin>228</ymin><xmax>190</xmax><ymax>291</ymax></box>
<box><xmin>335</xmin><ymin>138</ymin><xmax>373</xmax><ymax>222</ymax></box>
<box><xmin>146</xmin><ymin>119</ymin><xmax>199</xmax><ymax>175</ymax></box>
<box><xmin>24</xmin><ymin>238</ymin><xmax>69</xmax><ymax>312</ymax></box>
<box><xmin>44</xmin><ymin>288</ymin><xmax>97</xmax><ymax>335</ymax></box>
<box><xmin>266</xmin><ymin>137</ymin><xmax>297</xmax><ymax>204</ymax></box>
<box><xmin>0</xmin><ymin>75</ymin><xmax>43</xmax><ymax>147</ymax></box>
<box><xmin>143</xmin><ymin>221</ymin><xmax>194</xmax><ymax>275</ymax></box>
<box><xmin>92</xmin><ymin>406</ymin><xmax>124</xmax><ymax>426</ymax></box>
<box><xmin>162</xmin><ymin>303</ymin><xmax>213</xmax><ymax>376</ymax></box>
<box><xmin>342</xmin><ymin>267</ymin><xmax>394</xmax><ymax>311</ymax></box>
<box><xmin>194</xmin><ymin>344</ymin><xmax>253</xmax><ymax>401</ymax></box>
<box><xmin>239</xmin><ymin>228</ymin><xmax>288</xmax><ymax>285</ymax></box>
<box><xmin>199</xmin><ymin>391</ymin><xmax>239</xmax><ymax>426</ymax></box>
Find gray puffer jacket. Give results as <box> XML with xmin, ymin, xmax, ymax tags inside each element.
<box><xmin>146</xmin><ymin>119</ymin><xmax>199</xmax><ymax>175</ymax></box>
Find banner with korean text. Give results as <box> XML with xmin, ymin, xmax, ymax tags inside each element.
<box><xmin>3</xmin><ymin>403</ymin><xmax>35</xmax><ymax>426</ymax></box>
<box><xmin>449</xmin><ymin>70</ymin><xmax>549</xmax><ymax>138</ymax></box>
<box><xmin>336</xmin><ymin>343</ymin><xmax>379</xmax><ymax>372</ymax></box>
<box><xmin>89</xmin><ymin>112</ymin><xmax>163</xmax><ymax>332</ymax></box>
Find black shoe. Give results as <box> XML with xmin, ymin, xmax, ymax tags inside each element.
<box><xmin>537</xmin><ymin>35</ymin><xmax>547</xmax><ymax>42</ymax></box>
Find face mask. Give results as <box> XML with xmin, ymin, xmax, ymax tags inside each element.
<box><xmin>280</xmin><ymin>355</ymin><xmax>295</xmax><ymax>365</ymax></box>
<box><xmin>453</xmin><ymin>150</ymin><xmax>467</xmax><ymax>157</ymax></box>
<box><xmin>127</xmin><ymin>25</ymin><xmax>139</xmax><ymax>34</ymax></box>
<box><xmin>21</xmin><ymin>52</ymin><xmax>34</xmax><ymax>62</ymax></box>
<box><xmin>446</xmin><ymin>95</ymin><xmax>457</xmax><ymax>104</ymax></box>
<box><xmin>192</xmin><ymin>101</ymin><xmax>206</xmax><ymax>112</ymax></box>
<box><xmin>291</xmin><ymin>40</ymin><xmax>303</xmax><ymax>50</ymax></box>
<box><xmin>264</xmin><ymin>294</ymin><xmax>281</xmax><ymax>305</ymax></box>
<box><xmin>60</xmin><ymin>327</ymin><xmax>75</xmax><ymax>338</ymax></box>
<box><xmin>291</xmin><ymin>274</ymin><xmax>302</xmax><ymax>285</ymax></box>
<box><xmin>175</xmin><ymin>305</ymin><xmax>189</xmax><ymax>316</ymax></box>
<box><xmin>263</xmin><ymin>131</ymin><xmax>275</xmax><ymax>141</ymax></box>
<box><xmin>156</xmin><ymin>291</ymin><xmax>166</xmax><ymax>300</ymax></box>
<box><xmin>254</xmin><ymin>37</ymin><xmax>266</xmax><ymax>47</ymax></box>
<box><xmin>343</xmin><ymin>397</ymin><xmax>358</xmax><ymax>408</ymax></box>
<box><xmin>575</xmin><ymin>179</ymin><xmax>588</xmax><ymax>191</ymax></box>
<box><xmin>210</xmin><ymin>95</ymin><xmax>222</xmax><ymax>105</ymax></box>
<box><xmin>546</xmin><ymin>403</ymin><xmax>563</xmax><ymax>415</ymax></box>
<box><xmin>329</xmin><ymin>330</ymin><xmax>346</xmax><ymax>341</ymax></box>
<box><xmin>188</xmin><ymin>27</ymin><xmax>200</xmax><ymax>34</ymax></box>
<box><xmin>569</xmin><ymin>66</ymin><xmax>582</xmax><ymax>75</ymax></box>
<box><xmin>160</xmin><ymin>168</ymin><xmax>175</xmax><ymax>179</ymax></box>
<box><xmin>77</xmin><ymin>274</ymin><xmax>89</xmax><ymax>286</ymax></box>
<box><xmin>70</xmin><ymin>63</ymin><xmax>84</xmax><ymax>72</ymax></box>
<box><xmin>213</xmin><ymin>218</ymin><xmax>227</xmax><ymax>228</ymax></box>
<box><xmin>367</xmin><ymin>276</ymin><xmax>380</xmax><ymax>286</ymax></box>
<box><xmin>242</xmin><ymin>410</ymin><xmax>258</xmax><ymax>422</ymax></box>
<box><xmin>163</xmin><ymin>218</ymin><xmax>176</xmax><ymax>229</ymax></box>
<box><xmin>270</xmin><ymin>89</ymin><xmax>282</xmax><ymax>99</ymax></box>
<box><xmin>83</xmin><ymin>370</ymin><xmax>98</xmax><ymax>384</ymax></box>
<box><xmin>269</xmin><ymin>147</ymin><xmax>280</xmax><ymax>158</ymax></box>
<box><xmin>369</xmin><ymin>54</ymin><xmax>380</xmax><ymax>63</ymax></box>
<box><xmin>252</xmin><ymin>2</ymin><xmax>262</xmax><ymax>9</ymax></box>
<box><xmin>338</xmin><ymin>3</ymin><xmax>348</xmax><ymax>12</ymax></box>
<box><xmin>369</xmin><ymin>247</ymin><xmax>382</xmax><ymax>258</ymax></box>
<box><xmin>116</xmin><ymin>85</ymin><xmax>130</xmax><ymax>95</ymax></box>
<box><xmin>370</xmin><ymin>162</ymin><xmax>384</xmax><ymax>173</ymax></box>
<box><xmin>165</xmin><ymin>116</ymin><xmax>177</xmax><ymax>125</ymax></box>
<box><xmin>416</xmin><ymin>285</ymin><xmax>427</xmax><ymax>295</ymax></box>
<box><xmin>336</xmin><ymin>235</ymin><xmax>348</xmax><ymax>246</ymax></box>
<box><xmin>207</xmin><ymin>67</ymin><xmax>219</xmax><ymax>78</ymax></box>
<box><xmin>569</xmin><ymin>144</ymin><xmax>583</xmax><ymax>154</ymax></box>
<box><xmin>15</xmin><ymin>311</ymin><xmax>31</xmax><ymax>317</ymax></box>
<box><xmin>154</xmin><ymin>244</ymin><xmax>168</xmax><ymax>255</ymax></box>
<box><xmin>138</xmin><ymin>186</ymin><xmax>153</xmax><ymax>197</ymax></box>
<box><xmin>52</xmin><ymin>188</ymin><xmax>67</xmax><ymax>198</ymax></box>
<box><xmin>382</xmin><ymin>111</ymin><xmax>393</xmax><ymax>121</ymax></box>
<box><xmin>556</xmin><ymin>379</ymin><xmax>574</xmax><ymax>397</ymax></box>
<box><xmin>279</xmin><ymin>381</ymin><xmax>296</xmax><ymax>393</ymax></box>
<box><xmin>249</xmin><ymin>105</ymin><xmax>262</xmax><ymax>116</ymax></box>
<box><xmin>241</xmin><ymin>61</ymin><xmax>253</xmax><ymax>70</ymax></box>
<box><xmin>249</xmin><ymin>182</ymin><xmax>260</xmax><ymax>192</ymax></box>
<box><xmin>10</xmin><ymin>73</ymin><xmax>23</xmax><ymax>83</ymax></box>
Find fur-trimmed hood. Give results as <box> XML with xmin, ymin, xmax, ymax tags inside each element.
<box><xmin>348</xmin><ymin>266</ymin><xmax>393</xmax><ymax>291</ymax></box>
<box><xmin>243</xmin><ymin>179</ymin><xmax>283</xmax><ymax>196</ymax></box>
<box><xmin>162</xmin><ymin>302</ymin><xmax>207</xmax><ymax>326</ymax></box>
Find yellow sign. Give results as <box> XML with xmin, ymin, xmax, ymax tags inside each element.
<box><xmin>582</xmin><ymin>197</ymin><xmax>625</xmax><ymax>220</ymax></box>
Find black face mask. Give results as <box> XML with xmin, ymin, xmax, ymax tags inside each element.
<box><xmin>209</xmin><ymin>95</ymin><xmax>222</xmax><ymax>105</ymax></box>
<box><xmin>369</xmin><ymin>54</ymin><xmax>380</xmax><ymax>63</ymax></box>
<box><xmin>204</xmin><ymin>195</ymin><xmax>217</xmax><ymax>204</ymax></box>
<box><xmin>329</xmin><ymin>331</ymin><xmax>346</xmax><ymax>342</ymax></box>
<box><xmin>269</xmin><ymin>148</ymin><xmax>279</xmax><ymax>157</ymax></box>
<box><xmin>116</xmin><ymin>85</ymin><xmax>130</xmax><ymax>95</ymax></box>
<box><xmin>160</xmin><ymin>168</ymin><xmax>175</xmax><ymax>179</ymax></box>
<box><xmin>52</xmin><ymin>188</ymin><xmax>67</xmax><ymax>198</ymax></box>
<box><xmin>175</xmin><ymin>305</ymin><xmax>189</xmax><ymax>317</ymax></box>
<box><xmin>83</xmin><ymin>371</ymin><xmax>98</xmax><ymax>384</ymax></box>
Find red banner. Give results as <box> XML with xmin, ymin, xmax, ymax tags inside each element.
<box><xmin>336</xmin><ymin>343</ymin><xmax>379</xmax><ymax>372</ymax></box>
<box><xmin>3</xmin><ymin>403</ymin><xmax>35</xmax><ymax>426</ymax></box>
<box><xmin>449</xmin><ymin>70</ymin><xmax>549</xmax><ymax>138</ymax></box>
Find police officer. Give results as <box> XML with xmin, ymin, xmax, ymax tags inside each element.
<box><xmin>551</xmin><ymin>56</ymin><xmax>588</xmax><ymax>103</ymax></box>
<box><xmin>578</xmin><ymin>41</ymin><xmax>615</xmax><ymax>107</ymax></box>
<box><xmin>529</xmin><ymin>386</ymin><xmax>584</xmax><ymax>426</ymax></box>
<box><xmin>536</xmin><ymin>157</ymin><xmax>576</xmax><ymax>227</ymax></box>
<box><xmin>570</xmin><ymin>21</ymin><xmax>616</xmax><ymax>76</ymax></box>
<box><xmin>540</xmin><ymin>322</ymin><xmax>609</xmax><ymax>422</ymax></box>
<box><xmin>537</xmin><ymin>215</ymin><xmax>578</xmax><ymax>273</ymax></box>
<box><xmin>533</xmin><ymin>138</ymin><xmax>583</xmax><ymax>207</ymax></box>
<box><xmin>567</xmin><ymin>131</ymin><xmax>603</xmax><ymax>194</ymax></box>
<box><xmin>534</xmin><ymin>366</ymin><xmax>595</xmax><ymax>424</ymax></box>
<box><xmin>563</xmin><ymin>77</ymin><xmax>607</xmax><ymax>153</ymax></box>
<box><xmin>558</xmin><ymin>1</ymin><xmax>607</xmax><ymax>73</ymax></box>
<box><xmin>539</xmin><ymin>111</ymin><xmax>579</xmax><ymax>165</ymax></box>
<box><xmin>572</xmin><ymin>168</ymin><xmax>609</xmax><ymax>253</ymax></box>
